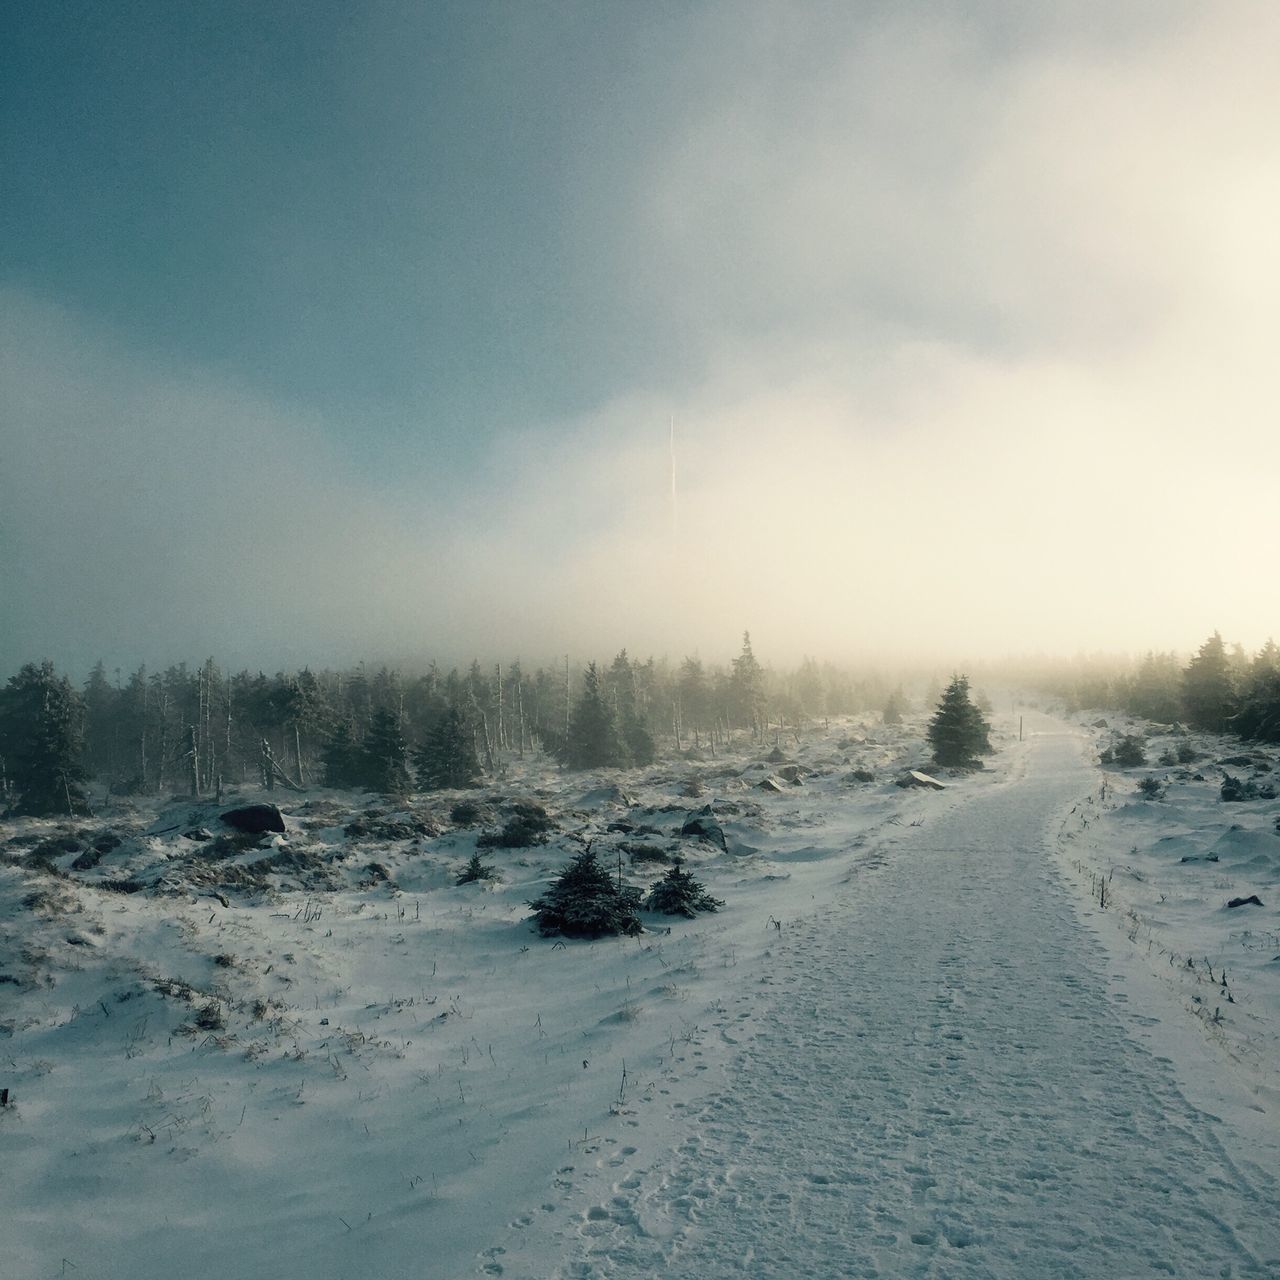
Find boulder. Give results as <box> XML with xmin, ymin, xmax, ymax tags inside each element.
<box><xmin>578</xmin><ymin>784</ymin><xmax>637</xmax><ymax>808</ymax></box>
<box><xmin>1226</xmin><ymin>894</ymin><xmax>1264</xmax><ymax>909</ymax></box>
<box><xmin>765</xmin><ymin>746</ymin><xmax>789</xmax><ymax>763</ymax></box>
<box><xmin>775</xmin><ymin>764</ymin><xmax>805</xmax><ymax>785</ymax></box>
<box><xmin>895</xmin><ymin>771</ymin><xmax>947</xmax><ymax>791</ymax></box>
<box><xmin>758</xmin><ymin>776</ymin><xmax>787</xmax><ymax>793</ymax></box>
<box><xmin>220</xmin><ymin>803</ymin><xmax>286</xmax><ymax>835</ymax></box>
<box><xmin>680</xmin><ymin>806</ymin><xmax>727</xmax><ymax>851</ymax></box>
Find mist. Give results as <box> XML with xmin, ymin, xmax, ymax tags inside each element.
<box><xmin>3</xmin><ymin>2</ymin><xmax>1278</xmax><ymax>678</ymax></box>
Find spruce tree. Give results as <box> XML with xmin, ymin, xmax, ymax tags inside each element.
<box><xmin>730</xmin><ymin>631</ymin><xmax>765</xmax><ymax>734</ymax></box>
<box><xmin>362</xmin><ymin>707</ymin><xmax>412</xmax><ymax>794</ymax></box>
<box><xmin>1182</xmin><ymin>632</ymin><xmax>1235</xmax><ymax>732</ymax></box>
<box><xmin>320</xmin><ymin>720</ymin><xmax>368</xmax><ymax>790</ymax></box>
<box><xmin>0</xmin><ymin>661</ymin><xmax>89</xmax><ymax>816</ymax></box>
<box><xmin>609</xmin><ymin>650</ymin><xmax>655</xmax><ymax>767</ymax></box>
<box><xmin>528</xmin><ymin>846</ymin><xmax>643</xmax><ymax>938</ymax></box>
<box><xmin>645</xmin><ymin>859</ymin><xmax>723</xmax><ymax>917</ymax></box>
<box><xmin>562</xmin><ymin>662</ymin><xmax>629</xmax><ymax>769</ymax></box>
<box><xmin>416</xmin><ymin>706</ymin><xmax>482</xmax><ymax>790</ymax></box>
<box><xmin>926</xmin><ymin>675</ymin><xmax>992</xmax><ymax>768</ymax></box>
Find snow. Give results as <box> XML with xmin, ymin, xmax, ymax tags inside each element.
<box><xmin>3</xmin><ymin>711</ymin><xmax>1279</xmax><ymax>1277</ymax></box>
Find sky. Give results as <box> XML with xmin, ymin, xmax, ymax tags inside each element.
<box><xmin>3</xmin><ymin>1</ymin><xmax>1278</xmax><ymax>677</ymax></box>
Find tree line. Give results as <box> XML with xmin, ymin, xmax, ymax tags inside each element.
<box><xmin>1040</xmin><ymin>632</ymin><xmax>1280</xmax><ymax>740</ymax></box>
<box><xmin>0</xmin><ymin>634</ymin><xmax>897</xmax><ymax>816</ymax></box>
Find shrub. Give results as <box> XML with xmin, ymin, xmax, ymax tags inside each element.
<box><xmin>478</xmin><ymin>803</ymin><xmax>554</xmax><ymax>849</ymax></box>
<box><xmin>1101</xmin><ymin>735</ymin><xmax>1146</xmax><ymax>768</ymax></box>
<box><xmin>1221</xmin><ymin>773</ymin><xmax>1257</xmax><ymax>802</ymax></box>
<box><xmin>645</xmin><ymin>860</ymin><xmax>723</xmax><ymax>918</ymax></box>
<box><xmin>1176</xmin><ymin>742</ymin><xmax>1199</xmax><ymax>764</ymax></box>
<box><xmin>194</xmin><ymin>1002</ymin><xmax>225</xmax><ymax>1031</ymax></box>
<box><xmin>449</xmin><ymin>800</ymin><xmax>483</xmax><ymax>826</ymax></box>
<box><xmin>624</xmin><ymin>842</ymin><xmax>672</xmax><ymax>865</ymax></box>
<box><xmin>528</xmin><ymin>847</ymin><xmax>643</xmax><ymax>938</ymax></box>
<box><xmin>1136</xmin><ymin>777</ymin><xmax>1163</xmax><ymax>799</ymax></box>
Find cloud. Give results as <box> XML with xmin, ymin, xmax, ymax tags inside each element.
<box><xmin>4</xmin><ymin>4</ymin><xmax>1279</xmax><ymax>676</ymax></box>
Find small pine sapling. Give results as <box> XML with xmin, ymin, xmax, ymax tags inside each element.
<box><xmin>645</xmin><ymin>859</ymin><xmax>723</xmax><ymax>918</ymax></box>
<box><xmin>456</xmin><ymin>853</ymin><xmax>497</xmax><ymax>885</ymax></box>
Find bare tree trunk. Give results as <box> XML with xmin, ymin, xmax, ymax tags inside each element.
<box><xmin>294</xmin><ymin>722</ymin><xmax>305</xmax><ymax>785</ymax></box>
<box><xmin>516</xmin><ymin>677</ymin><xmax>526</xmax><ymax>758</ymax></box>
<box><xmin>260</xmin><ymin>737</ymin><xmax>274</xmax><ymax>791</ymax></box>
<box><xmin>186</xmin><ymin>724</ymin><xmax>200</xmax><ymax>797</ymax></box>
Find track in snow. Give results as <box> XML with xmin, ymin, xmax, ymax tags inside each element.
<box><xmin>496</xmin><ymin>722</ymin><xmax>1280</xmax><ymax>1279</ymax></box>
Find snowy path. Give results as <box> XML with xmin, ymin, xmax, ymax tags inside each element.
<box><xmin>504</xmin><ymin>722</ymin><xmax>1280</xmax><ymax>1278</ymax></box>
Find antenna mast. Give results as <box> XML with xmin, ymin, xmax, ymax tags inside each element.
<box><xmin>669</xmin><ymin>415</ymin><xmax>678</xmax><ymax>540</ymax></box>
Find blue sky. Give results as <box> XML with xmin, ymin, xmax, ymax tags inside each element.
<box><xmin>3</xmin><ymin>2</ymin><xmax>1277</xmax><ymax>674</ymax></box>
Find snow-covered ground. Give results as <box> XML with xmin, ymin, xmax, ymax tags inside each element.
<box><xmin>3</xmin><ymin>710</ymin><xmax>1279</xmax><ymax>1278</ymax></box>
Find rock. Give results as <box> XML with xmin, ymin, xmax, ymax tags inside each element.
<box><xmin>680</xmin><ymin>777</ymin><xmax>706</xmax><ymax>799</ymax></box>
<box><xmin>680</xmin><ymin>806</ymin><xmax>727</xmax><ymax>852</ymax></box>
<box><xmin>1092</xmin><ymin>719</ymin><xmax>1109</xmax><ymax>729</ymax></box>
<box><xmin>758</xmin><ymin>776</ymin><xmax>787</xmax><ymax>793</ymax></box>
<box><xmin>183</xmin><ymin>828</ymin><xmax>214</xmax><ymax>842</ymax></box>
<box><xmin>765</xmin><ymin>746</ymin><xmax>789</xmax><ymax>763</ymax></box>
<box><xmin>1226</xmin><ymin>894</ymin><xmax>1264</xmax><ymax>909</ymax></box>
<box><xmin>220</xmin><ymin>804</ymin><xmax>286</xmax><ymax>835</ymax></box>
<box><xmin>775</xmin><ymin>764</ymin><xmax>805</xmax><ymax>785</ymax></box>
<box><xmin>578</xmin><ymin>784</ymin><xmax>637</xmax><ymax>808</ymax></box>
<box><xmin>606</xmin><ymin>820</ymin><xmax>636</xmax><ymax>834</ymax></box>
<box><xmin>848</xmin><ymin>769</ymin><xmax>875</xmax><ymax>783</ymax></box>
<box><xmin>895</xmin><ymin>770</ymin><xmax>947</xmax><ymax>791</ymax></box>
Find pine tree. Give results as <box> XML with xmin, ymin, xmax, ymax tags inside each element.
<box><xmin>416</xmin><ymin>707</ymin><xmax>482</xmax><ymax>790</ymax></box>
<box><xmin>362</xmin><ymin>707</ymin><xmax>411</xmax><ymax>794</ymax></box>
<box><xmin>678</xmin><ymin>656</ymin><xmax>711</xmax><ymax>743</ymax></box>
<box><xmin>0</xmin><ymin>661</ymin><xmax>89</xmax><ymax>816</ymax></box>
<box><xmin>926</xmin><ymin>675</ymin><xmax>992</xmax><ymax>768</ymax></box>
<box><xmin>645</xmin><ymin>859</ymin><xmax>723</xmax><ymax>917</ymax></box>
<box><xmin>320</xmin><ymin>720</ymin><xmax>368</xmax><ymax>790</ymax></box>
<box><xmin>562</xmin><ymin>662</ymin><xmax>629</xmax><ymax>769</ymax></box>
<box><xmin>1235</xmin><ymin>639</ymin><xmax>1280</xmax><ymax>742</ymax></box>
<box><xmin>528</xmin><ymin>846</ymin><xmax>643</xmax><ymax>938</ymax></box>
<box><xmin>1182</xmin><ymin>632</ymin><xmax>1235</xmax><ymax>732</ymax></box>
<box><xmin>730</xmin><ymin>631</ymin><xmax>765</xmax><ymax>734</ymax></box>
<box><xmin>609</xmin><ymin>650</ymin><xmax>655</xmax><ymax>767</ymax></box>
<box><xmin>456</xmin><ymin>853</ymin><xmax>497</xmax><ymax>885</ymax></box>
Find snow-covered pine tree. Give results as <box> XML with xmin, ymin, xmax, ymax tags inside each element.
<box><xmin>528</xmin><ymin>846</ymin><xmax>643</xmax><ymax>937</ymax></box>
<box><xmin>456</xmin><ymin>852</ymin><xmax>497</xmax><ymax>884</ymax></box>
<box><xmin>926</xmin><ymin>675</ymin><xmax>992</xmax><ymax>768</ymax></box>
<box><xmin>645</xmin><ymin>859</ymin><xmax>723</xmax><ymax>917</ymax></box>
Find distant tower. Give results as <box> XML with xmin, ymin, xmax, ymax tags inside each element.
<box><xmin>669</xmin><ymin>415</ymin><xmax>678</xmax><ymax>540</ymax></box>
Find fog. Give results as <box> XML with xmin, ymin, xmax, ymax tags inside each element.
<box><xmin>3</xmin><ymin>3</ymin><xmax>1278</xmax><ymax>678</ymax></box>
